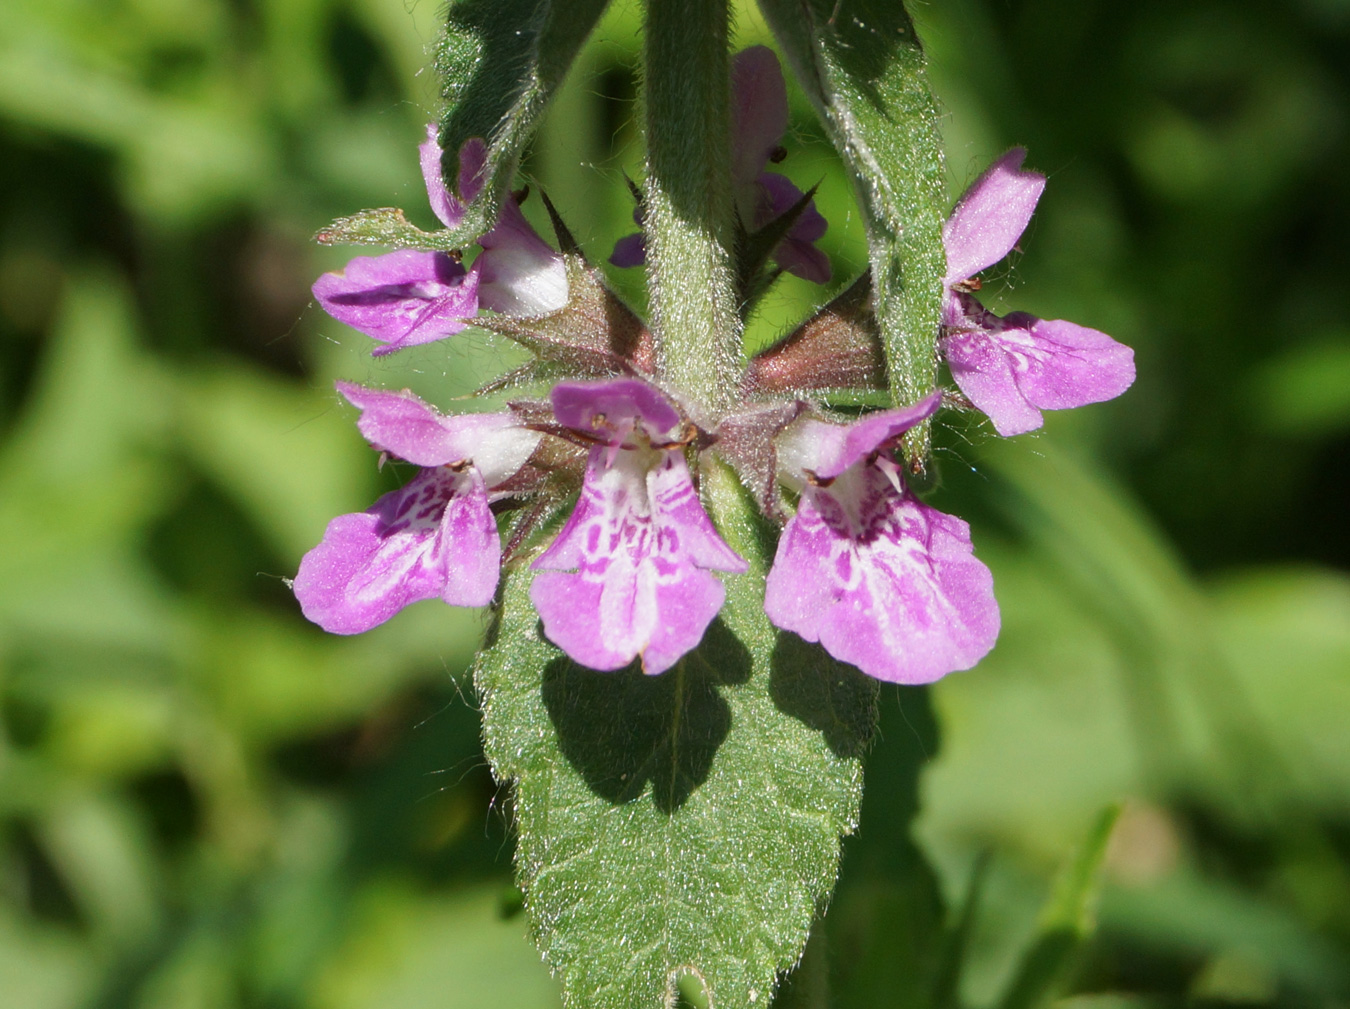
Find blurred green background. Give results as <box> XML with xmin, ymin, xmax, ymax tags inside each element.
<box><xmin>2</xmin><ymin>0</ymin><xmax>1349</xmax><ymax>1006</ymax></box>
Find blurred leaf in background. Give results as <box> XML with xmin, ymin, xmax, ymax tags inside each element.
<box><xmin>1</xmin><ymin>0</ymin><xmax>1349</xmax><ymax>1007</ymax></box>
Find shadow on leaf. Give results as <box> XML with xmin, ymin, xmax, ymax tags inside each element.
<box><xmin>541</xmin><ymin>618</ymin><xmax>751</xmax><ymax>814</ymax></box>
<box><xmin>769</xmin><ymin>633</ymin><xmax>878</xmax><ymax>760</ymax></box>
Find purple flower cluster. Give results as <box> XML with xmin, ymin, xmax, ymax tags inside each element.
<box><xmin>298</xmin><ymin>51</ymin><xmax>1134</xmax><ymax>685</ymax></box>
<box><xmin>312</xmin><ymin>126</ymin><xmax>568</xmax><ymax>356</ymax></box>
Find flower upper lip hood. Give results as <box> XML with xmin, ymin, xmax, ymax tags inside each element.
<box><xmin>941</xmin><ymin>149</ymin><xmax>1046</xmax><ymax>299</ymax></box>
<box><xmin>549</xmin><ymin>377</ymin><xmax>684</xmax><ymax>444</ymax></box>
<box><xmin>939</xmin><ymin>148</ymin><xmax>1136</xmax><ymax>436</ymax></box>
<box><xmin>776</xmin><ymin>392</ymin><xmax>945</xmax><ymax>483</ymax></box>
<box><xmin>313</xmin><ymin>125</ymin><xmax>567</xmax><ymax>356</ymax></box>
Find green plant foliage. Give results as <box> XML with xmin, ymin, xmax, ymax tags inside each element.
<box><xmin>4</xmin><ymin>0</ymin><xmax>1350</xmax><ymax>1006</ymax></box>
<box><xmin>474</xmin><ymin>467</ymin><xmax>876</xmax><ymax>1009</ymax></box>
<box><xmin>755</xmin><ymin>0</ymin><xmax>946</xmax><ymax>462</ymax></box>
<box><xmin>313</xmin><ymin>208</ymin><xmax>463</xmax><ymax>252</ymax></box>
<box><xmin>998</xmin><ymin>805</ymin><xmax>1119</xmax><ymax>1009</ymax></box>
<box><xmin>434</xmin><ymin>0</ymin><xmax>613</xmax><ymax>243</ymax></box>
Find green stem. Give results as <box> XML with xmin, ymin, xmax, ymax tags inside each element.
<box><xmin>642</xmin><ymin>0</ymin><xmax>740</xmax><ymax>414</ymax></box>
<box><xmin>755</xmin><ymin>0</ymin><xmax>946</xmax><ymax>470</ymax></box>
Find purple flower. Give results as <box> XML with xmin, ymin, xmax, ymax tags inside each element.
<box><xmin>941</xmin><ymin>149</ymin><xmax>1135</xmax><ymax>436</ymax></box>
<box><xmin>763</xmin><ymin>393</ymin><xmax>999</xmax><ymax>684</ymax></box>
<box><xmin>610</xmin><ymin>47</ymin><xmax>830</xmax><ymax>284</ymax></box>
<box><xmin>313</xmin><ymin>126</ymin><xmax>567</xmax><ymax>355</ymax></box>
<box><xmin>294</xmin><ymin>383</ymin><xmax>541</xmax><ymax>633</ymax></box>
<box><xmin>530</xmin><ymin>379</ymin><xmax>748</xmax><ymax>675</ymax></box>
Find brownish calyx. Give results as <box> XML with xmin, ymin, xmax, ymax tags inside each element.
<box><xmin>712</xmin><ymin>400</ymin><xmax>808</xmax><ymax>520</ymax></box>
<box><xmin>475</xmin><ymin>253</ymin><xmax>656</xmax><ymax>381</ymax></box>
<box><xmin>490</xmin><ymin>426</ymin><xmax>588</xmax><ymax>567</ymax></box>
<box><xmin>741</xmin><ymin>273</ymin><xmax>887</xmax><ymax>394</ymax></box>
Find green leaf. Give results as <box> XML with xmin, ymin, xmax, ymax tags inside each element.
<box><xmin>998</xmin><ymin>804</ymin><xmax>1120</xmax><ymax>1009</ymax></box>
<box><xmin>755</xmin><ymin>0</ymin><xmax>946</xmax><ymax>464</ymax></box>
<box><xmin>313</xmin><ymin>208</ymin><xmax>462</xmax><ymax>251</ymax></box>
<box><xmin>1248</xmin><ymin>329</ymin><xmax>1350</xmax><ymax>436</ymax></box>
<box><xmin>931</xmin><ymin>850</ymin><xmax>991</xmax><ymax>1009</ymax></box>
<box><xmin>819</xmin><ymin>685</ymin><xmax>947</xmax><ymax>1009</ymax></box>
<box><xmin>475</xmin><ymin>463</ymin><xmax>876</xmax><ymax>1008</ymax></box>
<box><xmin>434</xmin><ymin>0</ymin><xmax>612</xmax><ymax>243</ymax></box>
<box><xmin>312</xmin><ymin>882</ymin><xmax>560</xmax><ymax>1009</ymax></box>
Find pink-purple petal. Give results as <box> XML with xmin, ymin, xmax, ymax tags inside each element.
<box><xmin>609</xmin><ymin>232</ymin><xmax>647</xmax><ymax>268</ymax></box>
<box><xmin>531</xmin><ymin>444</ymin><xmax>744</xmax><ymax>675</ymax></box>
<box><xmin>943</xmin><ymin>148</ymin><xmax>1046</xmax><ymax>286</ymax></box>
<box><xmin>642</xmin><ymin>572</ymin><xmax>729</xmax><ymax>674</ymax></box>
<box><xmin>336</xmin><ymin>383</ymin><xmax>462</xmax><ymax>466</ymax></box>
<box><xmin>419</xmin><ymin>129</ymin><xmax>489</xmax><ymax>225</ymax></box>
<box><xmin>419</xmin><ymin>123</ymin><xmax>464</xmax><ymax>230</ymax></box>
<box><xmin>312</xmin><ymin>249</ymin><xmax>479</xmax><ymax>354</ymax></box>
<box><xmin>334</xmin><ymin>383</ymin><xmax>540</xmax><ymax>478</ymax></box>
<box><xmin>774</xmin><ymin>239</ymin><xmax>832</xmax><ymax>285</ymax></box>
<box><xmin>755</xmin><ymin>173</ymin><xmax>831</xmax><ymax>283</ymax></box>
<box><xmin>434</xmin><ymin>470</ymin><xmax>501</xmax><ymax>607</ymax></box>
<box><xmin>649</xmin><ymin>453</ymin><xmax>749</xmax><ymax>574</ymax></box>
<box><xmin>944</xmin><ymin>329</ymin><xmax>1045</xmax><ymax>436</ymax></box>
<box><xmin>755</xmin><ymin>173</ymin><xmax>826</xmax><ymax>240</ymax></box>
<box><xmin>944</xmin><ymin>316</ymin><xmax>1136</xmax><ymax>436</ymax></box>
<box><xmin>730</xmin><ymin>46</ymin><xmax>790</xmax><ymax>189</ymax></box>
<box><xmin>779</xmin><ymin>393</ymin><xmax>941</xmax><ymax>480</ymax></box>
<box><xmin>764</xmin><ymin>463</ymin><xmax>999</xmax><ymax>684</ymax></box>
<box><xmin>531</xmin><ymin>567</ymin><xmax>727</xmax><ymax>676</ymax></box>
<box><xmin>550</xmin><ymin>379</ymin><xmax>682</xmax><ymax>440</ymax></box>
<box><xmin>748</xmin><ymin>173</ymin><xmax>831</xmax><ymax>283</ymax></box>
<box><xmin>531</xmin><ymin>452</ymin><xmax>671</xmax><ymax>671</ymax></box>
<box><xmin>1011</xmin><ymin>317</ymin><xmax>1136</xmax><ymax>410</ymax></box>
<box><xmin>294</xmin><ymin>467</ymin><xmax>499</xmax><ymax>634</ymax></box>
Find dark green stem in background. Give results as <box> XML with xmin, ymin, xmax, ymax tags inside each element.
<box><xmin>642</xmin><ymin>0</ymin><xmax>741</xmax><ymax>414</ymax></box>
<box><xmin>757</xmin><ymin>0</ymin><xmax>947</xmax><ymax>468</ymax></box>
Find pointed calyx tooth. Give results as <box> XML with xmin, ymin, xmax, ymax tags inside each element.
<box><xmin>712</xmin><ymin>400</ymin><xmax>809</xmax><ymax>520</ymax></box>
<box><xmin>735</xmin><ymin>181</ymin><xmax>819</xmax><ymax>295</ymax></box>
<box><xmin>474</xmin><ymin>254</ymin><xmax>656</xmax><ymax>377</ymax></box>
<box><xmin>742</xmin><ymin>274</ymin><xmax>887</xmax><ymax>393</ymax></box>
<box><xmin>506</xmin><ymin>397</ymin><xmax>561</xmax><ymax>431</ymax></box>
<box><xmin>473</xmin><ymin>359</ymin><xmax>570</xmax><ymax>397</ymax></box>
<box><xmin>538</xmin><ymin>190</ymin><xmax>583</xmax><ymax>257</ymax></box>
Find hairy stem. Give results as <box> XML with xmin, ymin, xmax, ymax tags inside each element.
<box><xmin>642</xmin><ymin>0</ymin><xmax>740</xmax><ymax>415</ymax></box>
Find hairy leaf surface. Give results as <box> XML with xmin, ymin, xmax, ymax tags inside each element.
<box><xmin>435</xmin><ymin>0</ymin><xmax>611</xmax><ymax>244</ymax></box>
<box><xmin>475</xmin><ymin>466</ymin><xmax>876</xmax><ymax>1008</ymax></box>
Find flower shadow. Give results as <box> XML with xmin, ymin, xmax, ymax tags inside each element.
<box><xmin>768</xmin><ymin>633</ymin><xmax>878</xmax><ymax>761</ymax></box>
<box><xmin>541</xmin><ymin>617</ymin><xmax>751</xmax><ymax>814</ymax></box>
